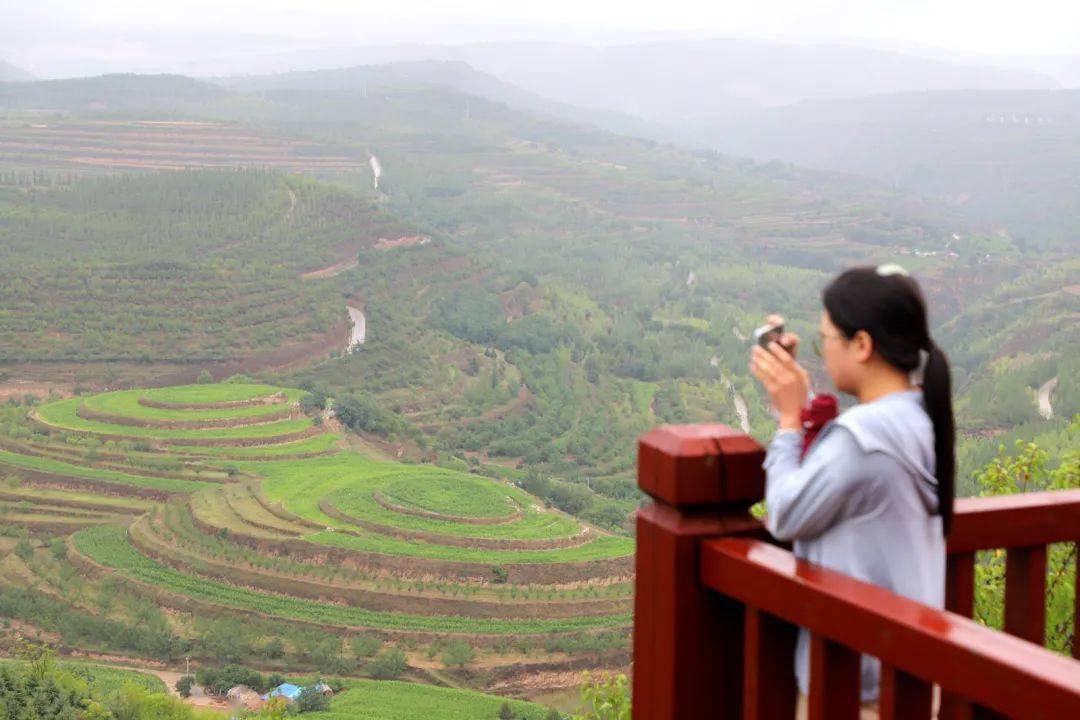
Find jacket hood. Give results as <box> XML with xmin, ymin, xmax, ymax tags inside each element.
<box><xmin>830</xmin><ymin>389</ymin><xmax>939</xmax><ymax>512</ymax></box>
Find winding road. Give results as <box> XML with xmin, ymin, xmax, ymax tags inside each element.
<box><xmin>1038</xmin><ymin>376</ymin><xmax>1058</xmax><ymax>420</ymax></box>
<box><xmin>347</xmin><ymin>306</ymin><xmax>366</xmax><ymax>350</ymax></box>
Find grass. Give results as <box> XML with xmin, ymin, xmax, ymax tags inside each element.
<box><xmin>73</xmin><ymin>526</ymin><xmax>631</xmax><ymax>634</ymax></box>
<box><xmin>0</xmin><ymin>485</ymin><xmax>154</xmax><ymax>511</ymax></box>
<box><xmin>83</xmin><ymin>388</ymin><xmax>300</xmax><ymax>421</ymax></box>
<box><xmin>35</xmin><ymin>397</ymin><xmax>312</xmax><ymax>440</ymax></box>
<box><xmin>381</xmin><ymin>473</ymin><xmax>518</xmax><ymax>518</ymax></box>
<box><xmin>0</xmin><ymin>659</ymin><xmax>167</xmax><ymax>697</ymax></box>
<box><xmin>256</xmin><ymin>453</ymin><xmax>633</xmax><ymax>562</ymax></box>
<box><xmin>143</xmin><ymin>503</ymin><xmax>634</xmax><ymax>602</ymax></box>
<box><xmin>168</xmin><ymin>432</ymin><xmax>341</xmax><ymax>458</ymax></box>
<box><xmin>0</xmin><ymin>449</ymin><xmax>210</xmax><ymax>493</ymax></box>
<box><xmin>302</xmin><ymin>680</ymin><xmax>551</xmax><ymax>720</ymax></box>
<box><xmin>325</xmin><ymin>472</ymin><xmax>581</xmax><ymax>540</ymax></box>
<box><xmin>141</xmin><ymin>383</ymin><xmax>293</xmax><ymax>405</ymax></box>
<box><xmin>303</xmin><ymin>528</ymin><xmax>631</xmax><ymax>564</ymax></box>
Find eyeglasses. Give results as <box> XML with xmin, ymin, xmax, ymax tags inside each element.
<box><xmin>812</xmin><ymin>330</ymin><xmax>844</xmax><ymax>357</ymax></box>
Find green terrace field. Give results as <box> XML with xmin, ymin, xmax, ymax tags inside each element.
<box><xmin>72</xmin><ymin>525</ymin><xmax>629</xmax><ymax>635</ymax></box>
<box><xmin>0</xmin><ymin>381</ymin><xmax>632</xmax><ymax>701</ymax></box>
<box><xmin>34</xmin><ymin>397</ymin><xmax>314</xmax><ymax>441</ymax></box>
<box><xmin>0</xmin><ymin>169</ymin><xmax>410</xmax><ymax>366</ymax></box>
<box><xmin>0</xmin><ymin>659</ymin><xmax>166</xmax><ymax>696</ymax></box>
<box><xmin>302</xmin><ymin>679</ymin><xmax>550</xmax><ymax>720</ymax></box>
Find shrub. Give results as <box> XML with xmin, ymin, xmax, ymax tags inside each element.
<box><xmin>296</xmin><ymin>686</ymin><xmax>331</xmax><ymax>712</ymax></box>
<box><xmin>350</xmin><ymin>633</ymin><xmax>381</xmax><ymax>659</ymax></box>
<box><xmin>176</xmin><ymin>675</ymin><xmax>194</xmax><ymax>697</ymax></box>
<box><xmin>13</xmin><ymin>537</ymin><xmax>33</xmax><ymax>562</ymax></box>
<box><xmin>366</xmin><ymin>647</ymin><xmax>407</xmax><ymax>680</ymax></box>
<box><xmin>440</xmin><ymin>640</ymin><xmax>475</xmax><ymax>668</ymax></box>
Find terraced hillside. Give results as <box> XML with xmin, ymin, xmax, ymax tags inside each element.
<box><xmin>0</xmin><ymin>381</ymin><xmax>632</xmax><ymax>698</ymax></box>
<box><xmin>0</xmin><ymin>168</ymin><xmax>411</xmax><ymax>372</ymax></box>
<box><xmin>0</xmin><ymin>119</ymin><xmax>367</xmax><ymax>172</ymax></box>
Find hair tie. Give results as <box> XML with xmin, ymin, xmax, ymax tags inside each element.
<box><xmin>875</xmin><ymin>263</ymin><xmax>910</xmax><ymax>277</ymax></box>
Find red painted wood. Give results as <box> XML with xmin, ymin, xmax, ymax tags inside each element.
<box><xmin>699</xmin><ymin>538</ymin><xmax>1080</xmax><ymax>718</ymax></box>
<box><xmin>1074</xmin><ymin>542</ymin><xmax>1079</xmax><ymax>661</ymax></box>
<box><xmin>938</xmin><ymin>694</ymin><xmax>973</xmax><ymax>720</ymax></box>
<box><xmin>879</xmin><ymin>663</ymin><xmax>932</xmax><ymax>720</ymax></box>
<box><xmin>949</xmin><ymin>489</ymin><xmax>1080</xmax><ymax>553</ymax></box>
<box><xmin>808</xmin><ymin>634</ymin><xmax>860</xmax><ymax>719</ymax></box>
<box><xmin>1004</xmin><ymin>545</ymin><xmax>1047</xmax><ymax>645</ymax></box>
<box><xmin>637</xmin><ymin>423</ymin><xmax>765</xmax><ymax>506</ymax></box>
<box><xmin>742</xmin><ymin>608</ymin><xmax>797</xmax><ymax>720</ymax></box>
<box><xmin>945</xmin><ymin>552</ymin><xmax>975</xmax><ymax>618</ymax></box>
<box><xmin>633</xmin><ymin>425</ymin><xmax>769</xmax><ymax>720</ymax></box>
<box><xmin>941</xmin><ymin>552</ymin><xmax>976</xmax><ymax>720</ymax></box>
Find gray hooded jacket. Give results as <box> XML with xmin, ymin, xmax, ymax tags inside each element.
<box><xmin>763</xmin><ymin>389</ymin><xmax>945</xmax><ymax>703</ymax></box>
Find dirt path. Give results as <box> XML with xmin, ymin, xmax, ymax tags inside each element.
<box><xmin>370</xmin><ymin>154</ymin><xmax>382</xmax><ymax>189</ymax></box>
<box><xmin>347</xmin><ymin>306</ymin><xmax>366</xmax><ymax>349</ymax></box>
<box><xmin>114</xmin><ymin>666</ymin><xmax>186</xmax><ymax>696</ymax></box>
<box><xmin>300</xmin><ymin>255</ymin><xmax>359</xmax><ymax>280</ymax></box>
<box><xmin>1038</xmin><ymin>376</ymin><xmax>1059</xmax><ymax>420</ymax></box>
<box><xmin>282</xmin><ymin>186</ymin><xmax>297</xmax><ymax>224</ymax></box>
<box><xmin>712</xmin><ymin>355</ymin><xmax>751</xmax><ymax>433</ymax></box>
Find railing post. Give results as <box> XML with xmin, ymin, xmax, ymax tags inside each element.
<box><xmin>633</xmin><ymin>424</ymin><xmax>768</xmax><ymax>720</ymax></box>
<box><xmin>1004</xmin><ymin>544</ymin><xmax>1047</xmax><ymax>645</ymax></box>
<box><xmin>942</xmin><ymin>552</ymin><xmax>976</xmax><ymax>720</ymax></box>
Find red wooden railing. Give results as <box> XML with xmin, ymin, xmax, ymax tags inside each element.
<box><xmin>633</xmin><ymin>424</ymin><xmax>1080</xmax><ymax>719</ymax></box>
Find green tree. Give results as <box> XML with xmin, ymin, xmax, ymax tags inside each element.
<box><xmin>296</xmin><ymin>686</ymin><xmax>331</xmax><ymax>712</ymax></box>
<box><xmin>440</xmin><ymin>640</ymin><xmax>475</xmax><ymax>668</ymax></box>
<box><xmin>575</xmin><ymin>672</ymin><xmax>630</xmax><ymax>720</ymax></box>
<box><xmin>973</xmin><ymin>429</ymin><xmax>1079</xmax><ymax>654</ymax></box>
<box><xmin>366</xmin><ymin>647</ymin><xmax>407</xmax><ymax>680</ymax></box>
<box><xmin>13</xmin><ymin>537</ymin><xmax>34</xmax><ymax>562</ymax></box>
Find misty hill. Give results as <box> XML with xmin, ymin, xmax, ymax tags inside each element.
<box><xmin>0</xmin><ymin>73</ymin><xmax>227</xmax><ymax>112</ymax></box>
<box><xmin>694</xmin><ymin>89</ymin><xmax>1080</xmax><ymax>249</ymax></box>
<box><xmin>217</xmin><ymin>60</ymin><xmax>677</xmax><ymax>142</ymax></box>
<box><xmin>192</xmin><ymin>38</ymin><xmax>1059</xmax><ymax>126</ymax></box>
<box><xmin>0</xmin><ymin>60</ymin><xmax>34</xmax><ymax>82</ymax></box>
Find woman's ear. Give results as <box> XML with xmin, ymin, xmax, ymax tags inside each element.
<box><xmin>851</xmin><ymin>329</ymin><xmax>875</xmax><ymax>363</ymax></box>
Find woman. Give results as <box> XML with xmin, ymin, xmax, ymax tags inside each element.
<box><xmin>748</xmin><ymin>264</ymin><xmax>953</xmax><ymax>718</ymax></box>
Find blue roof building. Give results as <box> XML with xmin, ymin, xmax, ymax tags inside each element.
<box><xmin>268</xmin><ymin>683</ymin><xmax>303</xmax><ymax>702</ymax></box>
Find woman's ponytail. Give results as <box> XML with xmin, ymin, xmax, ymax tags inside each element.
<box><xmin>921</xmin><ymin>341</ymin><xmax>955</xmax><ymax>534</ymax></box>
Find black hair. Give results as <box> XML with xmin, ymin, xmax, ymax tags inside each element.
<box><xmin>822</xmin><ymin>266</ymin><xmax>955</xmax><ymax>534</ymax></box>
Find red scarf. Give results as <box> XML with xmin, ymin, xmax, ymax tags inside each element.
<box><xmin>800</xmin><ymin>394</ymin><xmax>838</xmax><ymax>460</ymax></box>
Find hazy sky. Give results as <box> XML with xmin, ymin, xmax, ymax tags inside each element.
<box><xmin>4</xmin><ymin>0</ymin><xmax>1080</xmax><ymax>77</ymax></box>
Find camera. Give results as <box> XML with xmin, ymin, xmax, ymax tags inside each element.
<box><xmin>753</xmin><ymin>322</ymin><xmax>784</xmax><ymax>350</ymax></box>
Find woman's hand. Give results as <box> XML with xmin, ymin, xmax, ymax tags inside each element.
<box><xmin>750</xmin><ymin>317</ymin><xmax>810</xmax><ymax>431</ymax></box>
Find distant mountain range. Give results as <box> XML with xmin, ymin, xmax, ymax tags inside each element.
<box><xmin>191</xmin><ymin>39</ymin><xmax>1059</xmax><ymax>126</ymax></box>
<box><xmin>693</xmin><ymin>89</ymin><xmax>1080</xmax><ymax>248</ymax></box>
<box><xmin>217</xmin><ymin>60</ymin><xmax>678</xmax><ymax>143</ymax></box>
<box><xmin>6</xmin><ymin>56</ymin><xmax>1078</xmax><ymax>249</ymax></box>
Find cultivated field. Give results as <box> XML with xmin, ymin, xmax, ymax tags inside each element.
<box><xmin>0</xmin><ymin>381</ymin><xmax>632</xmax><ymax>701</ymax></box>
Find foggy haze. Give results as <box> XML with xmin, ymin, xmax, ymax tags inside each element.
<box><xmin>4</xmin><ymin>1</ymin><xmax>1080</xmax><ymax>82</ymax></box>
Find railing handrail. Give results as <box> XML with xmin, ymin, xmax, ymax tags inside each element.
<box><xmin>632</xmin><ymin>423</ymin><xmax>1080</xmax><ymax>719</ymax></box>
<box><xmin>950</xmin><ymin>488</ymin><xmax>1080</xmax><ymax>552</ymax></box>
<box><xmin>699</xmin><ymin>536</ymin><xmax>1080</xmax><ymax>717</ymax></box>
